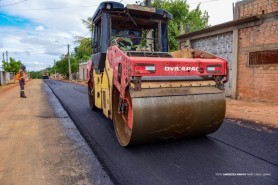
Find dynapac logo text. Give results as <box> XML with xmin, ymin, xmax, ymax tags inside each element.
<box><xmin>164</xmin><ymin>66</ymin><xmax>199</xmax><ymax>71</ymax></box>
<box><xmin>114</xmin><ymin>56</ymin><xmax>122</xmax><ymax>63</ymax></box>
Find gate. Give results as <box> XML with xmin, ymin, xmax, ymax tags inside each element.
<box><xmin>191</xmin><ymin>32</ymin><xmax>233</xmax><ymax>96</ymax></box>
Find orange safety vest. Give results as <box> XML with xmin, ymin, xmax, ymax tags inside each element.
<box><xmin>18</xmin><ymin>69</ymin><xmax>26</xmax><ymax>80</ymax></box>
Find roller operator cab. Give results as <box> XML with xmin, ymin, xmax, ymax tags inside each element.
<box><xmin>87</xmin><ymin>1</ymin><xmax>229</xmax><ymax>146</ymax></box>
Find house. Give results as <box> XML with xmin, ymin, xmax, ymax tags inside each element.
<box><xmin>79</xmin><ymin>61</ymin><xmax>88</xmax><ymax>81</ymax></box>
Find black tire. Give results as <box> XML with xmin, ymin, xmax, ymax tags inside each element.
<box><xmin>88</xmin><ymin>86</ymin><xmax>96</xmax><ymax>111</ymax></box>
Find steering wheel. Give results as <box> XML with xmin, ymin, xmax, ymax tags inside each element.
<box><xmin>116</xmin><ymin>38</ymin><xmax>131</xmax><ymax>47</ymax></box>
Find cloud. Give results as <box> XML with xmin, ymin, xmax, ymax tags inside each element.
<box><xmin>33</xmin><ymin>61</ymin><xmax>43</xmax><ymax>65</ymax></box>
<box><xmin>35</xmin><ymin>25</ymin><xmax>45</xmax><ymax>31</ymax></box>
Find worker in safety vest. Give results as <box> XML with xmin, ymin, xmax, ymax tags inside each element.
<box><xmin>128</xmin><ymin>32</ymin><xmax>141</xmax><ymax>50</ymax></box>
<box><xmin>116</xmin><ymin>31</ymin><xmax>141</xmax><ymax>51</ymax></box>
<box><xmin>19</xmin><ymin>64</ymin><xmax>27</xmax><ymax>98</ymax></box>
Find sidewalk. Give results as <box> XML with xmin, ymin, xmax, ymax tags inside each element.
<box><xmin>1</xmin><ymin>80</ymin><xmax>277</xmax><ymax>129</ymax></box>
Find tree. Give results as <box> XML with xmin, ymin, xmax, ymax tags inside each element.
<box><xmin>55</xmin><ymin>55</ymin><xmax>69</xmax><ymax>78</ymax></box>
<box><xmin>70</xmin><ymin>55</ymin><xmax>79</xmax><ymax>73</ymax></box>
<box><xmin>74</xmin><ymin>37</ymin><xmax>91</xmax><ymax>62</ymax></box>
<box><xmin>81</xmin><ymin>17</ymin><xmax>93</xmax><ymax>33</ymax></box>
<box><xmin>2</xmin><ymin>57</ymin><xmax>22</xmax><ymax>73</ymax></box>
<box><xmin>186</xmin><ymin>4</ymin><xmax>209</xmax><ymax>32</ymax></box>
<box><xmin>29</xmin><ymin>71</ymin><xmax>43</xmax><ymax>79</ymax></box>
<box><xmin>152</xmin><ymin>0</ymin><xmax>209</xmax><ymax>51</ymax></box>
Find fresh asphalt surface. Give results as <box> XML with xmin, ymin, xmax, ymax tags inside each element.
<box><xmin>45</xmin><ymin>79</ymin><xmax>278</xmax><ymax>185</ymax></box>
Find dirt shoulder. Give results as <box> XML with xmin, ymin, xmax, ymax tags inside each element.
<box><xmin>226</xmin><ymin>98</ymin><xmax>278</xmax><ymax>129</ymax></box>
<box><xmin>0</xmin><ymin>81</ymin><xmax>19</xmax><ymax>94</ymax></box>
<box><xmin>0</xmin><ymin>79</ymin><xmax>112</xmax><ymax>185</ymax></box>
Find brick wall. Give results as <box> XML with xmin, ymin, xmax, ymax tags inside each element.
<box><xmin>236</xmin><ymin>0</ymin><xmax>278</xmax><ymax>103</ymax></box>
<box><xmin>238</xmin><ymin>0</ymin><xmax>278</xmax><ymax>18</ymax></box>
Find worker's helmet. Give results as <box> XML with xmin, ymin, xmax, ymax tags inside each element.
<box><xmin>21</xmin><ymin>64</ymin><xmax>26</xmax><ymax>70</ymax></box>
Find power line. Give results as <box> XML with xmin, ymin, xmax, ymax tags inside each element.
<box><xmin>83</xmin><ymin>31</ymin><xmax>90</xmax><ymax>38</ymax></box>
<box><xmin>4</xmin><ymin>44</ymin><xmax>68</xmax><ymax>54</ymax></box>
<box><xmin>3</xmin><ymin>5</ymin><xmax>98</xmax><ymax>12</ymax></box>
<box><xmin>187</xmin><ymin>0</ymin><xmax>222</xmax><ymax>4</ymax></box>
<box><xmin>0</xmin><ymin>0</ymin><xmax>28</xmax><ymax>7</ymax></box>
<box><xmin>75</xmin><ymin>31</ymin><xmax>91</xmax><ymax>39</ymax></box>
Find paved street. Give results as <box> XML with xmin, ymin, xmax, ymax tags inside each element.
<box><xmin>45</xmin><ymin>79</ymin><xmax>278</xmax><ymax>185</ymax></box>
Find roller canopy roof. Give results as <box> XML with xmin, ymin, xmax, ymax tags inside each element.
<box><xmin>92</xmin><ymin>1</ymin><xmax>173</xmax><ymax>22</ymax></box>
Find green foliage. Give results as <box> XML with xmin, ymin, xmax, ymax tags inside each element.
<box><xmin>29</xmin><ymin>68</ymin><xmax>52</xmax><ymax>79</ymax></box>
<box><xmin>55</xmin><ymin>55</ymin><xmax>69</xmax><ymax>78</ymax></box>
<box><xmin>74</xmin><ymin>37</ymin><xmax>91</xmax><ymax>62</ymax></box>
<box><xmin>52</xmin><ymin>54</ymin><xmax>78</xmax><ymax>79</ymax></box>
<box><xmin>186</xmin><ymin>4</ymin><xmax>209</xmax><ymax>32</ymax></box>
<box><xmin>152</xmin><ymin>0</ymin><xmax>209</xmax><ymax>51</ymax></box>
<box><xmin>70</xmin><ymin>56</ymin><xmax>79</xmax><ymax>73</ymax></box>
<box><xmin>47</xmin><ymin>67</ymin><xmax>53</xmax><ymax>76</ymax></box>
<box><xmin>2</xmin><ymin>57</ymin><xmax>22</xmax><ymax>73</ymax></box>
<box><xmin>82</xmin><ymin>17</ymin><xmax>94</xmax><ymax>33</ymax></box>
<box><xmin>29</xmin><ymin>71</ymin><xmax>43</xmax><ymax>79</ymax></box>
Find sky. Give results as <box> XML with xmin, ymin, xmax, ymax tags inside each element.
<box><xmin>0</xmin><ymin>0</ymin><xmax>239</xmax><ymax>71</ymax></box>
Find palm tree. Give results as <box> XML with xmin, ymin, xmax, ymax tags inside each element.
<box><xmin>82</xmin><ymin>17</ymin><xmax>93</xmax><ymax>32</ymax></box>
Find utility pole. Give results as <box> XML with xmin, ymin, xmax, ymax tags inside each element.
<box><xmin>2</xmin><ymin>52</ymin><xmax>4</xmax><ymax>62</ymax></box>
<box><xmin>6</xmin><ymin>50</ymin><xmax>8</xmax><ymax>63</ymax></box>
<box><xmin>54</xmin><ymin>41</ymin><xmax>71</xmax><ymax>80</ymax></box>
<box><xmin>67</xmin><ymin>44</ymin><xmax>71</xmax><ymax>81</ymax></box>
<box><xmin>146</xmin><ymin>0</ymin><xmax>153</xmax><ymax>50</ymax></box>
<box><xmin>146</xmin><ymin>0</ymin><xmax>151</xmax><ymax>7</ymax></box>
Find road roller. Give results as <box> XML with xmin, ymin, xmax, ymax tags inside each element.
<box><xmin>87</xmin><ymin>2</ymin><xmax>229</xmax><ymax>146</ymax></box>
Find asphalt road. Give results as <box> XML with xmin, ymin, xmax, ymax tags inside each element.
<box><xmin>45</xmin><ymin>79</ymin><xmax>278</xmax><ymax>185</ymax></box>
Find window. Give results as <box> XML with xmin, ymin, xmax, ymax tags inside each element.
<box><xmin>249</xmin><ymin>49</ymin><xmax>278</xmax><ymax>65</ymax></box>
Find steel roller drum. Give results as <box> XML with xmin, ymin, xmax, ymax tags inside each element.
<box><xmin>113</xmin><ymin>86</ymin><xmax>226</xmax><ymax>146</ymax></box>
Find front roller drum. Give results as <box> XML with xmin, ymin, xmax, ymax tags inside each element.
<box><xmin>112</xmin><ymin>86</ymin><xmax>226</xmax><ymax>146</ymax></box>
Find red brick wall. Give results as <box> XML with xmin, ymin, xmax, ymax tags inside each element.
<box><xmin>239</xmin><ymin>0</ymin><xmax>278</xmax><ymax>18</ymax></box>
<box><xmin>237</xmin><ymin>0</ymin><xmax>278</xmax><ymax>103</ymax></box>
